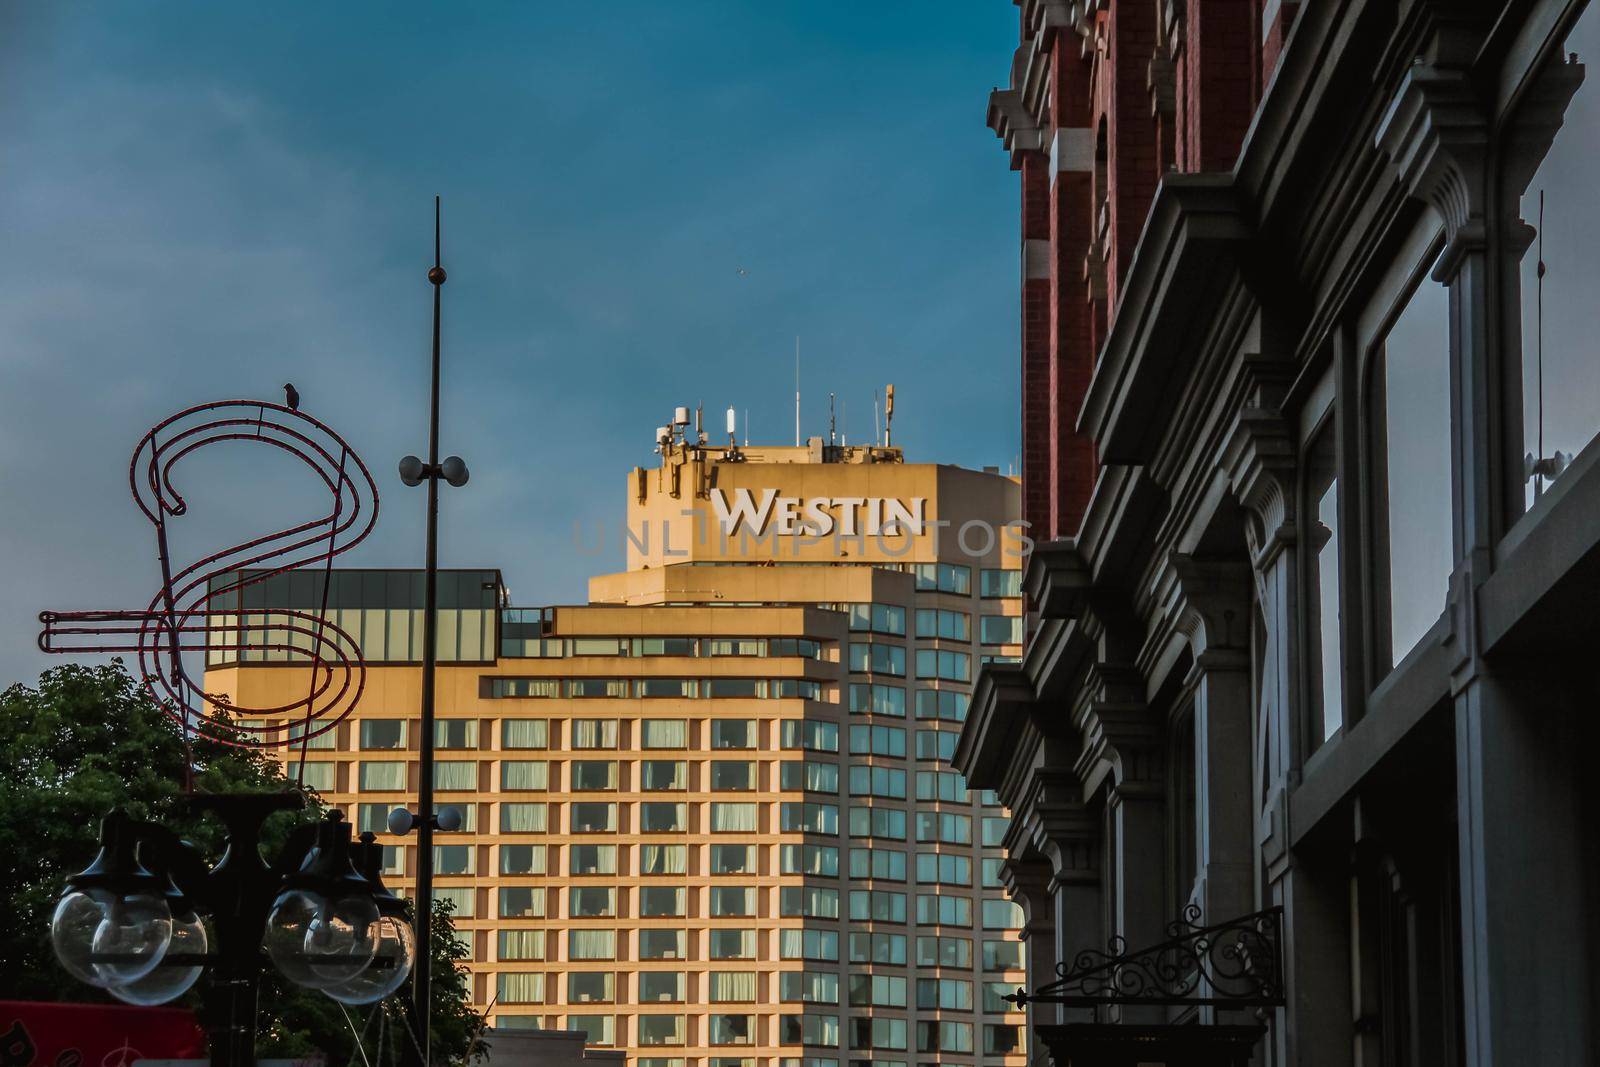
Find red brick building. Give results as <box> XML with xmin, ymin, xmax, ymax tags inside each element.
<box><xmin>989</xmin><ymin>0</ymin><xmax>1296</xmax><ymax>540</ymax></box>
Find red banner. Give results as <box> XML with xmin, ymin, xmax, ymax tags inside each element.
<box><xmin>0</xmin><ymin>1002</ymin><xmax>206</xmax><ymax>1067</ymax></box>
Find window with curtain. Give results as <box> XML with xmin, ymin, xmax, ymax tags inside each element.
<box><xmin>641</xmin><ymin>719</ymin><xmax>689</xmax><ymax>748</ymax></box>
<box><xmin>500</xmin><ymin>760</ymin><xmax>548</xmax><ymax>790</ymax></box>
<box><xmin>915</xmin><ymin>770</ymin><xmax>970</xmax><ymax>803</ymax></box>
<box><xmin>983</xmin><ymin>981</ymin><xmax>1019</xmax><ymax>1013</ymax></box>
<box><xmin>360</xmin><ymin>720</ymin><xmax>406</xmax><ymax>749</ymax></box>
<box><xmin>638</xmin><ymin>1014</ymin><xmax>686</xmax><ymax>1046</ymax></box>
<box><xmin>918</xmin><ymin>1020</ymin><xmax>973</xmax><ymax>1054</ymax></box>
<box><xmin>709</xmin><ymin>844</ymin><xmax>755</xmax><ymax>875</ymax></box>
<box><xmin>979</xmin><ymin>615</ymin><xmax>1021</xmax><ymax>645</ymax></box>
<box><xmin>916</xmin><ymin>893</ymin><xmax>971</xmax><ymax>926</ymax></box>
<box><xmin>916</xmin><ymin>852</ymin><xmax>971</xmax><ymax>887</ymax></box>
<box><xmin>495</xmin><ymin>972</ymin><xmax>545</xmax><ymax>1004</ymax></box>
<box><xmin>569</xmin><ymin>845</ymin><xmax>617</xmax><ymax>875</ymax></box>
<box><xmin>849</xmin><ymin>807</ymin><xmax>906</xmax><ymax>841</ymax></box>
<box><xmin>781</xmin><ymin>720</ymin><xmax>839</xmax><ymax>752</ymax></box>
<box><xmin>779</xmin><ymin>928</ymin><xmax>840</xmax><ymax>961</ymax></box>
<box><xmin>779</xmin><ymin>886</ymin><xmax>839</xmax><ymax>919</ymax></box>
<box><xmin>570</xmin><ymin>802</ymin><xmax>616</xmax><ymax>833</ymax></box>
<box><xmin>916</xmin><ymin>608</ymin><xmax>971</xmax><ymax>641</ymax></box>
<box><xmin>779</xmin><ymin>844</ymin><xmax>838</xmax><ymax>877</ymax></box>
<box><xmin>850</xmin><ymin>974</ymin><xmax>907</xmax><ymax>1008</ymax></box>
<box><xmin>705</xmin><ymin>678</ymin><xmax>767</xmax><ymax>699</ymax></box>
<box><xmin>359</xmin><ymin>761</ymin><xmax>406</xmax><ymax>791</ymax></box>
<box><xmin>780</xmin><ymin>802</ymin><xmax>839</xmax><ymax>835</ymax></box>
<box><xmin>433</xmin><ymin>761</ymin><xmax>476</xmax><ymax>791</ymax></box>
<box><xmin>710</xmin><ymin>802</ymin><xmax>759</xmax><ymax>833</ymax></box>
<box><xmin>568</xmin><ymin>971</ymin><xmax>614</xmax><ymax>1004</ymax></box>
<box><xmin>914</xmin><ymin>689</ymin><xmax>969</xmax><ymax>721</ymax></box>
<box><xmin>638</xmin><ymin>886</ymin><xmax>685</xmax><ymax>918</ymax></box>
<box><xmin>500</xmin><ymin>844</ymin><xmax>546</xmax><ymax>875</ymax></box>
<box><xmin>637</xmin><ymin>678</ymin><xmax>698</xmax><ymax>698</ymax></box>
<box><xmin>779</xmin><ymin>760</ymin><xmax>839</xmax><ymax>792</ymax></box>
<box><xmin>641</xmin><ymin>760</ymin><xmax>687</xmax><ymax>791</ymax></box>
<box><xmin>848</xmin><ymin>724</ymin><xmax>904</xmax><ymax>757</ymax></box>
<box><xmin>708</xmin><ymin>886</ymin><xmax>754</xmax><ymax>917</ymax></box>
<box><xmin>499</xmin><ymin>886</ymin><xmax>545</xmax><ymax>918</ymax></box>
<box><xmin>848</xmin><ymin>683</ymin><xmax>906</xmax><ymax>717</ymax></box>
<box><xmin>436</xmin><ymin>802</ymin><xmax>476</xmax><ymax>832</ymax></box>
<box><xmin>565</xmin><ymin>1014</ymin><xmax>614</xmax><ymax>1045</ymax></box>
<box><xmin>500</xmin><ymin>718</ymin><xmax>549</xmax><ymax>749</ymax></box>
<box><xmin>639</xmin><ymin>929</ymin><xmax>687</xmax><ymax>960</ymax></box>
<box><xmin>491</xmin><ymin>678</ymin><xmax>561</xmax><ymax>698</ymax></box>
<box><xmin>568</xmin><ymin>930</ymin><xmax>616</xmax><ymax>960</ymax></box>
<box><xmin>571</xmin><ymin>719</ymin><xmax>619</xmax><ymax>749</ymax></box>
<box><xmin>569</xmin><ymin>886</ymin><xmax>615</xmax><ymax>918</ymax></box>
<box><xmin>568</xmin><ymin>679</ymin><xmax>629</xmax><ymax>698</ymax></box>
<box><xmin>434</xmin><ymin>718</ymin><xmax>478</xmax><ymax>749</ymax></box>
<box><xmin>500</xmin><ymin>802</ymin><xmax>547</xmax><ymax>833</ymax></box>
<box><xmin>917</xmin><ymin>935</ymin><xmax>970</xmax><ymax>967</ymax></box>
<box><xmin>980</xmin><ymin>568</ymin><xmax>1022</xmax><ymax>597</ymax></box>
<box><xmin>434</xmin><ymin>886</ymin><xmax>474</xmax><ymax>918</ymax></box>
<box><xmin>640</xmin><ymin>802</ymin><xmax>687</xmax><ymax>833</ymax></box>
<box><xmin>780</xmin><ymin>1014</ymin><xmax>840</xmax><ymax>1046</ymax></box>
<box><xmin>708</xmin><ymin>929</ymin><xmax>755</xmax><ymax>960</ymax></box>
<box><xmin>850</xmin><ymin>846</ymin><xmax>907</xmax><ymax>881</ymax></box>
<box><xmin>849</xmin><ymin>889</ymin><xmax>907</xmax><ymax>923</ymax></box>
<box><xmin>641</xmin><ymin>844</ymin><xmax>688</xmax><ymax>875</ymax></box>
<box><xmin>710</xmin><ymin>760</ymin><xmax>756</xmax><ymax>791</ymax></box>
<box><xmin>288</xmin><ymin>761</ymin><xmax>335</xmax><ymax>792</ymax></box>
<box><xmin>917</xmin><ymin>977</ymin><xmax>974</xmax><ymax>1010</ymax></box>
<box><xmin>915</xmin><ymin>649</ymin><xmax>971</xmax><ymax>682</ymax></box>
<box><xmin>855</xmin><ymin>932</ymin><xmax>909</xmax><ymax>965</ymax></box>
<box><xmin>708</xmin><ymin>1014</ymin><xmax>754</xmax><ymax>1046</ymax></box>
<box><xmin>497</xmin><ymin>929</ymin><xmax>545</xmax><ymax>961</ymax></box>
<box><xmin>570</xmin><ymin>760</ymin><xmax>618</xmax><ymax>790</ymax></box>
<box><xmin>982</xmin><ymin>898</ymin><xmax>1024</xmax><ymax>929</ymax></box>
<box><xmin>639</xmin><ymin>972</ymin><xmax>686</xmax><ymax>1002</ymax></box>
<box><xmin>984</xmin><ymin>1024</ymin><xmax>1021</xmax><ymax>1055</ymax></box>
<box><xmin>710</xmin><ymin>720</ymin><xmax>756</xmax><ymax>749</ymax></box>
<box><xmin>709</xmin><ymin>971</ymin><xmax>758</xmax><ymax>1003</ymax></box>
<box><xmin>634</xmin><ymin>636</ymin><xmax>696</xmax><ymax>656</ymax></box>
<box><xmin>849</xmin><ymin>765</ymin><xmax>907</xmax><ymax>799</ymax></box>
<box><xmin>357</xmin><ymin>803</ymin><xmax>395</xmax><ymax>834</ymax></box>
<box><xmin>983</xmin><ymin>939</ymin><xmax>1023</xmax><ymax>971</ymax></box>
<box><xmin>433</xmin><ymin>845</ymin><xmax>473</xmax><ymax>875</ymax></box>
<box><xmin>849</xmin><ymin>1017</ymin><xmax>908</xmax><ymax>1051</ymax></box>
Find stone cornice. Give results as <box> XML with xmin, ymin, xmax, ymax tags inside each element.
<box><xmin>1077</xmin><ymin>174</ymin><xmax>1253</xmax><ymax>465</ymax></box>
<box><xmin>955</xmin><ymin>662</ymin><xmax>1039</xmax><ymax>793</ymax></box>
<box><xmin>1024</xmin><ymin>538</ymin><xmax>1092</xmax><ymax>620</ymax></box>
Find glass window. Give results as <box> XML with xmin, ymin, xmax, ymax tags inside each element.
<box><xmin>433</xmin><ymin>886</ymin><xmax>474</xmax><ymax>918</ymax></box>
<box><xmin>917</xmin><ymin>935</ymin><xmax>972</xmax><ymax>968</ymax></box>
<box><xmin>773</xmin><ymin>678</ymin><xmax>823</xmax><ymax>700</ymax></box>
<box><xmin>359</xmin><ymin>761</ymin><xmax>406</xmax><ymax>792</ymax></box>
<box><xmin>917</xmin><ymin>1020</ymin><xmax>973</xmax><ymax>1055</ymax></box>
<box><xmin>287</xmin><ymin>761</ymin><xmax>334</xmax><ymax>792</ymax></box>
<box><xmin>983</xmin><ymin>981</ymin><xmax>1019</xmax><ymax>1013</ymax></box>
<box><xmin>565</xmin><ymin>1014</ymin><xmax>614</xmax><ymax>1045</ymax></box>
<box><xmin>780</xmin><ymin>928</ymin><xmax>841</xmax><ymax>962</ymax></box>
<box><xmin>980</xmin><ymin>568</ymin><xmax>1022</xmax><ymax>598</ymax></box>
<box><xmin>780</xmin><ymin>972</ymin><xmax>840</xmax><ymax>1005</ymax></box>
<box><xmin>360</xmin><ymin>720</ymin><xmax>406</xmax><ymax>749</ymax></box>
<box><xmin>916</xmin><ymin>852</ymin><xmax>971</xmax><ymax>887</ymax></box>
<box><xmin>641</xmin><ymin>759</ymin><xmax>687</xmax><ymax>791</ymax></box>
<box><xmin>1306</xmin><ymin>423</ymin><xmax>1343</xmax><ymax>745</ymax></box>
<box><xmin>709</xmin><ymin>886</ymin><xmax>755</xmax><ymax>917</ymax></box>
<box><xmin>635</xmin><ymin>636</ymin><xmax>696</xmax><ymax>656</ymax></box>
<box><xmin>563</xmin><ymin>927</ymin><xmax>611</xmax><ymax>966</ymax></box>
<box><xmin>434</xmin><ymin>718</ymin><xmax>478</xmax><ymax>749</ymax></box>
<box><xmin>496</xmin><ymin>972</ymin><xmax>545</xmax><ymax>1004</ymax></box>
<box><xmin>500</xmin><ymin>844</ymin><xmax>546</xmax><ymax>875</ymax></box>
<box><xmin>432</xmin><ymin>760</ymin><xmax>476</xmax><ymax>791</ymax></box>
<box><xmin>916</xmin><ymin>770</ymin><xmax>970</xmax><ymax>803</ymax></box>
<box><xmin>571</xmin><ymin>637</ymin><xmax>625</xmax><ymax>656</ymax></box>
<box><xmin>501</xmin><ymin>718</ymin><xmax>548</xmax><ymax>748</ymax></box>
<box><xmin>849</xmin><ymin>1017</ymin><xmax>908</xmax><ymax>1051</ymax></box>
<box><xmin>769</xmin><ymin>637</ymin><xmax>822</xmax><ymax>659</ymax></box>
<box><xmin>917</xmin><ymin>811</ymin><xmax>971</xmax><ymax>844</ymax></box>
<box><xmin>984</xmin><ymin>1024</ymin><xmax>1022</xmax><ymax>1055</ymax></box>
<box><xmin>711</xmin><ymin>760</ymin><xmax>756</xmax><ymax>791</ymax></box>
<box><xmin>710</xmin><ymin>802</ymin><xmax>759</xmax><ymax>832</ymax></box>
<box><xmin>848</xmin><ymin>806</ymin><xmax>907</xmax><ymax>841</ymax></box>
<box><xmin>570</xmin><ymin>759</ymin><xmax>618</xmax><ymax>790</ymax></box>
<box><xmin>637</xmin><ymin>678</ymin><xmax>698</xmax><ymax>699</ymax></box>
<box><xmin>570</xmin><ymin>802</ymin><xmax>617</xmax><ymax>833</ymax></box>
<box><xmin>849</xmin><ymin>642</ymin><xmax>907</xmax><ymax>676</ymax></box>
<box><xmin>983</xmin><ymin>939</ymin><xmax>1024</xmax><ymax>971</ymax></box>
<box><xmin>781</xmin><ymin>719</ymin><xmax>840</xmax><ymax>752</ymax></box>
<box><xmin>979</xmin><ymin>615</ymin><xmax>1021</xmax><ymax>645</ymax></box>
<box><xmin>499</xmin><ymin>886</ymin><xmax>545</xmax><ymax>918</ymax></box>
<box><xmin>849</xmin><ymin>723</ymin><xmax>906</xmax><ymax>757</ymax></box>
<box><xmin>357</xmin><ymin>803</ymin><xmax>396</xmax><ymax>834</ymax></box>
<box><xmin>568</xmin><ymin>971</ymin><xmax>613</xmax><ymax>1004</ymax></box>
<box><xmin>706</xmin><ymin>638</ymin><xmax>764</xmax><ymax>657</ymax></box>
<box><xmin>849</xmin><ymin>931</ymin><xmax>908</xmax><ymax>965</ymax></box>
<box><xmin>640</xmin><ymin>801</ymin><xmax>687</xmax><ymax>833</ymax></box>
<box><xmin>779</xmin><ymin>886</ymin><xmax>840</xmax><ymax>919</ymax></box>
<box><xmin>638</xmin><ymin>1015</ymin><xmax>686</xmax><ymax>1046</ymax></box>
<box><xmin>433</xmin><ymin>844</ymin><xmax>473</xmax><ymax>876</ymax></box>
<box><xmin>569</xmin><ymin>886</ymin><xmax>615</xmax><ymax>918</ymax></box>
<box><xmin>571</xmin><ymin>719</ymin><xmax>619</xmax><ymax>749</ymax></box>
<box><xmin>780</xmin><ymin>1013</ymin><xmax>840</xmax><ymax>1046</ymax></box>
<box><xmin>848</xmin><ymin>765</ymin><xmax>907</xmax><ymax>799</ymax></box>
<box><xmin>848</xmin><ymin>889</ymin><xmax>907</xmax><ymax>923</ymax></box>
<box><xmin>849</xmin><ymin>603</ymin><xmax>907</xmax><ymax>635</ymax></box>
<box><xmin>706</xmin><ymin>678</ymin><xmax>767</xmax><ymax>699</ymax></box>
<box><xmin>780</xmin><ymin>760</ymin><xmax>840</xmax><ymax>793</ymax></box>
<box><xmin>915</xmin><ymin>729</ymin><xmax>958</xmax><ymax>762</ymax></box>
<box><xmin>850</xmin><ymin>974</ymin><xmax>908</xmax><ymax>1008</ymax></box>
<box><xmin>639</xmin><ymin>886</ymin><xmax>686</xmax><ymax>917</ymax></box>
<box><xmin>848</xmin><ymin>683</ymin><xmax>906</xmax><ymax>717</ymax></box>
<box><xmin>981</xmin><ymin>817</ymin><xmax>1008</xmax><ymax>847</ymax></box>
<box><xmin>497</xmin><ymin>929</ymin><xmax>545</xmax><ymax>961</ymax></box>
<box><xmin>640</xmin><ymin>972</ymin><xmax>686</xmax><ymax>1002</ymax></box>
<box><xmin>711</xmin><ymin>720</ymin><xmax>756</xmax><ymax>749</ymax></box>
<box><xmin>500</xmin><ymin>802</ymin><xmax>548</xmax><ymax>833</ymax></box>
<box><xmin>982</xmin><ymin>898</ymin><xmax>1024</xmax><ymax>929</ymax></box>
<box><xmin>492</xmin><ymin>678</ymin><xmax>561</xmax><ymax>699</ymax></box>
<box><xmin>708</xmin><ymin>1014</ymin><xmax>755</xmax><ymax>1046</ymax></box>
<box><xmin>915</xmin><ymin>649</ymin><xmax>971</xmax><ymax>682</ymax></box>
<box><xmin>780</xmin><ymin>802</ymin><xmax>839</xmax><ymax>835</ymax></box>
<box><xmin>710</xmin><ymin>843</ymin><xmax>757</xmax><ymax>875</ymax></box>
<box><xmin>568</xmin><ymin>844</ymin><xmax>617</xmax><ymax>876</ymax></box>
<box><xmin>913</xmin><ymin>563</ymin><xmax>972</xmax><ymax>595</ymax></box>
<box><xmin>914</xmin><ymin>689</ymin><xmax>969</xmax><ymax>722</ymax></box>
<box><xmin>640</xmin><ymin>844</ymin><xmax>688</xmax><ymax>876</ymax></box>
<box><xmin>915</xmin><ymin>608</ymin><xmax>971</xmax><ymax>641</ymax></box>
<box><xmin>640</xmin><ymin>929</ymin><xmax>687</xmax><ymax>960</ymax></box>
<box><xmin>708</xmin><ymin>929</ymin><xmax>755</xmax><ymax>960</ymax></box>
<box><xmin>916</xmin><ymin>893</ymin><xmax>972</xmax><ymax>926</ymax></box>
<box><xmin>780</xmin><ymin>843</ymin><xmax>839</xmax><ymax>877</ymax></box>
<box><xmin>500</xmin><ymin>760</ymin><xmax>548</xmax><ymax>790</ymax></box>
<box><xmin>569</xmin><ymin>678</ymin><xmax>629</xmax><ymax>698</ymax></box>
<box><xmin>710</xmin><ymin>972</ymin><xmax>758</xmax><ymax>1004</ymax></box>
<box><xmin>641</xmin><ymin>719</ymin><xmax>689</xmax><ymax>748</ymax></box>
<box><xmin>849</xmin><ymin>847</ymin><xmax>907</xmax><ymax>881</ymax></box>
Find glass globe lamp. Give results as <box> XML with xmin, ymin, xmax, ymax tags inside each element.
<box><xmin>108</xmin><ymin>910</ymin><xmax>207</xmax><ymax>1005</ymax></box>
<box><xmin>265</xmin><ymin>889</ymin><xmax>379</xmax><ymax>988</ymax></box>
<box><xmin>89</xmin><ymin>890</ymin><xmax>174</xmax><ymax>985</ymax></box>
<box><xmin>321</xmin><ymin>914</ymin><xmax>415</xmax><ymax>1004</ymax></box>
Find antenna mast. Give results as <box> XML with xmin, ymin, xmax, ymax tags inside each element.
<box><xmin>829</xmin><ymin>392</ymin><xmax>836</xmax><ymax>445</ymax></box>
<box><xmin>794</xmin><ymin>336</ymin><xmax>801</xmax><ymax>447</ymax></box>
<box><xmin>885</xmin><ymin>384</ymin><xmax>895</xmax><ymax>447</ymax></box>
<box><xmin>873</xmin><ymin>389</ymin><xmax>881</xmax><ymax>447</ymax></box>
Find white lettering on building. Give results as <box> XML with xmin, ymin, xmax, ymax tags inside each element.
<box><xmin>711</xmin><ymin>489</ymin><xmax>926</xmax><ymax>537</ymax></box>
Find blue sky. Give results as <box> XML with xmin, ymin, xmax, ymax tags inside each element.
<box><xmin>0</xmin><ymin>2</ymin><xmax>1020</xmax><ymax>685</ymax></box>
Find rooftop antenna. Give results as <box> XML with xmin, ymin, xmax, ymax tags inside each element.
<box><xmin>743</xmin><ymin>408</ymin><xmax>749</xmax><ymax>447</ymax></box>
<box><xmin>829</xmin><ymin>392</ymin><xmax>836</xmax><ymax>445</ymax></box>
<box><xmin>872</xmin><ymin>389</ymin><xmax>881</xmax><ymax>448</ymax></box>
<box><xmin>885</xmin><ymin>384</ymin><xmax>895</xmax><ymax>447</ymax></box>
<box><xmin>841</xmin><ymin>399</ymin><xmax>847</xmax><ymax>447</ymax></box>
<box><xmin>726</xmin><ymin>406</ymin><xmax>737</xmax><ymax>446</ymax></box>
<box><xmin>695</xmin><ymin>402</ymin><xmax>706</xmax><ymax>445</ymax></box>
<box><xmin>794</xmin><ymin>336</ymin><xmax>801</xmax><ymax>447</ymax></box>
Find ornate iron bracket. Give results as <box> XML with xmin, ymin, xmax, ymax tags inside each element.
<box><xmin>1007</xmin><ymin>904</ymin><xmax>1285</xmax><ymax>1008</ymax></box>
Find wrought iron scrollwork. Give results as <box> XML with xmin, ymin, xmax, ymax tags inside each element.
<box><xmin>1007</xmin><ymin>904</ymin><xmax>1285</xmax><ymax>1008</ymax></box>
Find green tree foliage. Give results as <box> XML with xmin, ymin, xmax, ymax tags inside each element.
<box><xmin>0</xmin><ymin>661</ymin><xmax>486</xmax><ymax>1065</ymax></box>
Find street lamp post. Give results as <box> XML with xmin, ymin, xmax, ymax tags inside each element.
<box><xmin>51</xmin><ymin>796</ymin><xmax>416</xmax><ymax>1067</ymax></box>
<box><xmin>396</xmin><ymin>196</ymin><xmax>470</xmax><ymax>1067</ymax></box>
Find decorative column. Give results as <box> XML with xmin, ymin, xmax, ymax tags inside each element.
<box><xmin>1002</xmin><ymin>855</ymin><xmax>1058</xmax><ymax>1067</ymax></box>
<box><xmin>1223</xmin><ymin>375</ymin><xmax>1351</xmax><ymax>1067</ymax></box>
<box><xmin>1377</xmin><ymin>44</ymin><xmax>1594</xmax><ymax>1067</ymax></box>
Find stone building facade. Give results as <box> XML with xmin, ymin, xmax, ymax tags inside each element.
<box><xmin>961</xmin><ymin>1</ymin><xmax>1600</xmax><ymax>1064</ymax></box>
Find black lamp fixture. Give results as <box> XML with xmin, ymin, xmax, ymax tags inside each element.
<box><xmin>51</xmin><ymin>795</ymin><xmax>416</xmax><ymax>1067</ymax></box>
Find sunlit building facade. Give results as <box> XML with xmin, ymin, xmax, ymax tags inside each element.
<box><xmin>205</xmin><ymin>437</ymin><xmax>1030</xmax><ymax>1067</ymax></box>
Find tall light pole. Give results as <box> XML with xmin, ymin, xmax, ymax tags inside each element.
<box><xmin>398</xmin><ymin>196</ymin><xmax>470</xmax><ymax>1066</ymax></box>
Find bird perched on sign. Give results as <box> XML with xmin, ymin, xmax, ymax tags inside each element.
<box><xmin>284</xmin><ymin>383</ymin><xmax>300</xmax><ymax>411</ymax></box>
